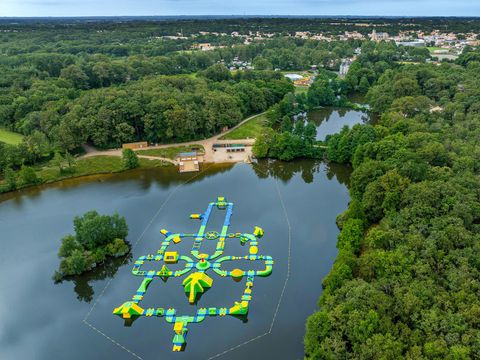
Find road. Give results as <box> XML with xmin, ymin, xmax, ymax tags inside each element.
<box><xmin>81</xmin><ymin>112</ymin><xmax>262</xmax><ymax>164</ymax></box>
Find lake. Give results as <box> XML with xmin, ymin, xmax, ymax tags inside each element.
<box><xmin>0</xmin><ymin>160</ymin><xmax>352</xmax><ymax>360</ymax></box>
<box><xmin>0</xmin><ymin>109</ymin><xmax>362</xmax><ymax>359</ymax></box>
<box><xmin>308</xmin><ymin>107</ymin><xmax>370</xmax><ymax>141</ymax></box>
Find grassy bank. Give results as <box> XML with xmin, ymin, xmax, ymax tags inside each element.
<box><xmin>0</xmin><ymin>128</ymin><xmax>24</xmax><ymax>145</ymax></box>
<box><xmin>0</xmin><ymin>155</ymin><xmax>172</xmax><ymax>194</ymax></box>
<box><xmin>219</xmin><ymin>113</ymin><xmax>268</xmax><ymax>140</ymax></box>
<box><xmin>136</xmin><ymin>144</ymin><xmax>204</xmax><ymax>159</ymax></box>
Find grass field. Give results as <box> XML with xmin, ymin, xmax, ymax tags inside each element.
<box><xmin>0</xmin><ymin>128</ymin><xmax>24</xmax><ymax>145</ymax></box>
<box><xmin>1</xmin><ymin>155</ymin><xmax>172</xmax><ymax>194</ymax></box>
<box><xmin>295</xmin><ymin>86</ymin><xmax>309</xmax><ymax>95</ymax></box>
<box><xmin>280</xmin><ymin>70</ymin><xmax>311</xmax><ymax>76</ymax></box>
<box><xmin>219</xmin><ymin>113</ymin><xmax>268</xmax><ymax>140</ymax></box>
<box><xmin>427</xmin><ymin>46</ymin><xmax>449</xmax><ymax>53</ymax></box>
<box><xmin>37</xmin><ymin>156</ymin><xmax>171</xmax><ymax>183</ymax></box>
<box><xmin>136</xmin><ymin>144</ymin><xmax>204</xmax><ymax>159</ymax></box>
<box><xmin>38</xmin><ymin>156</ymin><xmax>124</xmax><ymax>182</ymax></box>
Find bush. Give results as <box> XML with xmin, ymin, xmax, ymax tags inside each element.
<box><xmin>59</xmin><ymin>249</ymin><xmax>88</xmax><ymax>276</ymax></box>
<box><xmin>3</xmin><ymin>167</ymin><xmax>17</xmax><ymax>190</ymax></box>
<box><xmin>18</xmin><ymin>165</ymin><xmax>40</xmax><ymax>187</ymax></box>
<box><xmin>58</xmin><ymin>234</ymin><xmax>82</xmax><ymax>257</ymax></box>
<box><xmin>122</xmin><ymin>148</ymin><xmax>139</xmax><ymax>169</ymax></box>
<box><xmin>105</xmin><ymin>238</ymin><xmax>129</xmax><ymax>257</ymax></box>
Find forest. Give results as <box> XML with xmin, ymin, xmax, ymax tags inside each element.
<box><xmin>3</xmin><ymin>20</ymin><xmax>423</xmax><ymax>188</ymax></box>
<box><xmin>253</xmin><ymin>40</ymin><xmax>431</xmax><ymax>161</ymax></box>
<box><xmin>304</xmin><ymin>46</ymin><xmax>480</xmax><ymax>359</ymax></box>
<box><xmin>2</xmin><ymin>17</ymin><xmax>480</xmax><ymax>40</ymax></box>
<box><xmin>1</xmin><ymin>16</ymin><xmax>480</xmax><ymax>358</ymax></box>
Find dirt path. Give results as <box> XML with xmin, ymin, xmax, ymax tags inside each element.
<box><xmin>81</xmin><ymin>112</ymin><xmax>263</xmax><ymax>164</ymax></box>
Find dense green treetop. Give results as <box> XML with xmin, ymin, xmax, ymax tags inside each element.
<box><xmin>305</xmin><ymin>53</ymin><xmax>480</xmax><ymax>359</ymax></box>
<box><xmin>54</xmin><ymin>210</ymin><xmax>130</xmax><ymax>281</ymax></box>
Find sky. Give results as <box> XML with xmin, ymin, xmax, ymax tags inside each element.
<box><xmin>0</xmin><ymin>0</ymin><xmax>479</xmax><ymax>17</ymax></box>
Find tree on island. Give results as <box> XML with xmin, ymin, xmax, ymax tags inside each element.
<box><xmin>53</xmin><ymin>210</ymin><xmax>129</xmax><ymax>281</ymax></box>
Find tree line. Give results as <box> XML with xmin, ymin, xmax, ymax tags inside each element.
<box><xmin>0</xmin><ymin>71</ymin><xmax>292</xmax><ymax>176</ymax></box>
<box><xmin>252</xmin><ymin>40</ymin><xmax>435</xmax><ymax>163</ymax></box>
<box><xmin>305</xmin><ymin>50</ymin><xmax>480</xmax><ymax>359</ymax></box>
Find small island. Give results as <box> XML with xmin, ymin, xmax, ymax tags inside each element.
<box><xmin>53</xmin><ymin>210</ymin><xmax>129</xmax><ymax>281</ymax></box>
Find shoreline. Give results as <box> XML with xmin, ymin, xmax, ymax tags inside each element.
<box><xmin>0</xmin><ymin>158</ymin><xmax>252</xmax><ymax>200</ymax></box>
<box><xmin>0</xmin><ymin>157</ymin><xmax>172</xmax><ymax>198</ymax></box>
<box><xmin>0</xmin><ymin>112</ymin><xmax>264</xmax><ymax>197</ymax></box>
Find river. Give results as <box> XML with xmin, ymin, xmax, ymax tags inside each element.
<box><xmin>0</xmin><ymin>109</ymin><xmax>366</xmax><ymax>360</ymax></box>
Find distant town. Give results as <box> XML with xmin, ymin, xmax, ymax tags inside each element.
<box><xmin>157</xmin><ymin>26</ymin><xmax>479</xmax><ymax>66</ymax></box>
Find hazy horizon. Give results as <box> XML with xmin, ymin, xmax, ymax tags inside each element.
<box><xmin>1</xmin><ymin>15</ymin><xmax>480</xmax><ymax>19</ymax></box>
<box><xmin>1</xmin><ymin>0</ymin><xmax>479</xmax><ymax>18</ymax></box>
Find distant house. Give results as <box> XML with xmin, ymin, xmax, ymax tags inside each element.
<box><xmin>294</xmin><ymin>76</ymin><xmax>314</xmax><ymax>87</ymax></box>
<box><xmin>339</xmin><ymin>59</ymin><xmax>353</xmax><ymax>76</ymax></box>
<box><xmin>430</xmin><ymin>106</ymin><xmax>444</xmax><ymax>113</ymax></box>
<box><xmin>370</xmin><ymin>30</ymin><xmax>389</xmax><ymax>41</ymax></box>
<box><xmin>212</xmin><ymin>144</ymin><xmax>246</xmax><ymax>153</ymax></box>
<box><xmin>284</xmin><ymin>73</ymin><xmax>303</xmax><ymax>81</ymax></box>
<box><xmin>122</xmin><ymin>141</ymin><xmax>148</xmax><ymax>150</ymax></box>
<box><xmin>191</xmin><ymin>43</ymin><xmax>215</xmax><ymax>51</ymax></box>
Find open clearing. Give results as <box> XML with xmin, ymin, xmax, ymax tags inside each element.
<box><xmin>0</xmin><ymin>128</ymin><xmax>24</xmax><ymax>145</ymax></box>
<box><xmin>219</xmin><ymin>113</ymin><xmax>268</xmax><ymax>140</ymax></box>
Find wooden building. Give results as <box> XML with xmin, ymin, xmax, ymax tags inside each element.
<box><xmin>122</xmin><ymin>141</ymin><xmax>148</xmax><ymax>150</ymax></box>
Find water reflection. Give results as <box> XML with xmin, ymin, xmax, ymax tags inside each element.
<box><xmin>253</xmin><ymin>159</ymin><xmax>351</xmax><ymax>186</ymax></box>
<box><xmin>58</xmin><ymin>252</ymin><xmax>133</xmax><ymax>303</ymax></box>
<box><xmin>0</xmin><ymin>163</ymin><xmax>236</xmax><ymax>205</ymax></box>
<box><xmin>0</xmin><ymin>161</ymin><xmax>352</xmax><ymax>360</ymax></box>
<box><xmin>308</xmin><ymin>107</ymin><xmax>369</xmax><ymax>141</ymax></box>
<box><xmin>347</xmin><ymin>92</ymin><xmax>369</xmax><ymax>107</ymax></box>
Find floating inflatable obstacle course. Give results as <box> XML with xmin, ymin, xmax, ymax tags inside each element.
<box><xmin>113</xmin><ymin>196</ymin><xmax>274</xmax><ymax>351</ymax></box>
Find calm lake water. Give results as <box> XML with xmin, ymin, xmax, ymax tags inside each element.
<box><xmin>308</xmin><ymin>107</ymin><xmax>370</xmax><ymax>141</ymax></box>
<box><xmin>0</xmin><ymin>109</ymin><xmax>364</xmax><ymax>360</ymax></box>
<box><xmin>0</xmin><ymin>161</ymin><xmax>350</xmax><ymax>360</ymax></box>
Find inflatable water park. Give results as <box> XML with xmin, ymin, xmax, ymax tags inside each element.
<box><xmin>113</xmin><ymin>196</ymin><xmax>274</xmax><ymax>351</ymax></box>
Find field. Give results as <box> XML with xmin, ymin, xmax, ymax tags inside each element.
<box><xmin>280</xmin><ymin>70</ymin><xmax>311</xmax><ymax>76</ymax></box>
<box><xmin>136</xmin><ymin>144</ymin><xmax>204</xmax><ymax>159</ymax></box>
<box><xmin>37</xmin><ymin>156</ymin><xmax>170</xmax><ymax>183</ymax></box>
<box><xmin>1</xmin><ymin>155</ymin><xmax>172</xmax><ymax>193</ymax></box>
<box><xmin>219</xmin><ymin>113</ymin><xmax>268</xmax><ymax>140</ymax></box>
<box><xmin>0</xmin><ymin>128</ymin><xmax>24</xmax><ymax>145</ymax></box>
<box><xmin>427</xmin><ymin>46</ymin><xmax>450</xmax><ymax>53</ymax></box>
<box><xmin>295</xmin><ymin>86</ymin><xmax>309</xmax><ymax>95</ymax></box>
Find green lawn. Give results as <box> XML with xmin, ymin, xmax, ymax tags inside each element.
<box><xmin>1</xmin><ymin>155</ymin><xmax>172</xmax><ymax>193</ymax></box>
<box><xmin>219</xmin><ymin>113</ymin><xmax>268</xmax><ymax>140</ymax></box>
<box><xmin>280</xmin><ymin>70</ymin><xmax>311</xmax><ymax>76</ymax></box>
<box><xmin>136</xmin><ymin>144</ymin><xmax>204</xmax><ymax>159</ymax></box>
<box><xmin>37</xmin><ymin>155</ymin><xmax>171</xmax><ymax>183</ymax></box>
<box><xmin>295</xmin><ymin>86</ymin><xmax>309</xmax><ymax>95</ymax></box>
<box><xmin>0</xmin><ymin>128</ymin><xmax>24</xmax><ymax>145</ymax></box>
<box><xmin>427</xmin><ymin>46</ymin><xmax>449</xmax><ymax>53</ymax></box>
